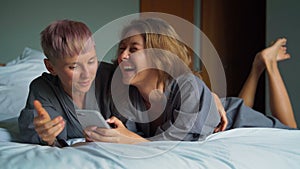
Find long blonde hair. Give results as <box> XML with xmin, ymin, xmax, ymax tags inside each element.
<box><xmin>115</xmin><ymin>18</ymin><xmax>201</xmax><ymax>87</ymax></box>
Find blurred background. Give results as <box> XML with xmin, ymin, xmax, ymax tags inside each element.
<box><xmin>0</xmin><ymin>0</ymin><xmax>299</xmax><ymax>126</ymax></box>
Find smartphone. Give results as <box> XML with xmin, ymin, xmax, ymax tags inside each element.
<box><xmin>75</xmin><ymin>109</ymin><xmax>111</xmax><ymax>129</ymax></box>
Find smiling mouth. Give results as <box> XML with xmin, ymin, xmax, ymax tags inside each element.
<box><xmin>123</xmin><ymin>65</ymin><xmax>136</xmax><ymax>71</ymax></box>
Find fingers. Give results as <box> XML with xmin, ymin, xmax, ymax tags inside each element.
<box><xmin>33</xmin><ymin>100</ymin><xmax>65</xmax><ymax>145</ymax></box>
<box><xmin>84</xmin><ymin>117</ymin><xmax>127</xmax><ymax>143</ymax></box>
<box><xmin>34</xmin><ymin>116</ymin><xmax>64</xmax><ymax>131</ymax></box>
<box><xmin>33</xmin><ymin>100</ymin><xmax>50</xmax><ymax>122</ymax></box>
<box><xmin>213</xmin><ymin>120</ymin><xmax>227</xmax><ymax>132</ymax></box>
<box><xmin>107</xmin><ymin>116</ymin><xmax>124</xmax><ymax>128</ymax></box>
<box><xmin>84</xmin><ymin>126</ymin><xmax>111</xmax><ymax>137</ymax></box>
<box><xmin>34</xmin><ymin>116</ymin><xmax>65</xmax><ymax>144</ymax></box>
<box><xmin>217</xmin><ymin>111</ymin><xmax>228</xmax><ymax>132</ymax></box>
<box><xmin>214</xmin><ymin>126</ymin><xmax>221</xmax><ymax>133</ymax></box>
<box><xmin>39</xmin><ymin>121</ymin><xmax>65</xmax><ymax>144</ymax></box>
<box><xmin>214</xmin><ymin>118</ymin><xmax>227</xmax><ymax>133</ymax></box>
<box><xmin>212</xmin><ymin>92</ymin><xmax>228</xmax><ymax>132</ymax></box>
<box><xmin>83</xmin><ymin>116</ymin><xmax>124</xmax><ymax>142</ymax></box>
<box><xmin>94</xmin><ymin>128</ymin><xmax>116</xmax><ymax>137</ymax></box>
<box><xmin>84</xmin><ymin>128</ymin><xmax>117</xmax><ymax>143</ymax></box>
<box><xmin>220</xmin><ymin>109</ymin><xmax>228</xmax><ymax>131</ymax></box>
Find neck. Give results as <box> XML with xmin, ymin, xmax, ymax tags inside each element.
<box><xmin>59</xmin><ymin>79</ymin><xmax>86</xmax><ymax>109</ymax></box>
<box><xmin>72</xmin><ymin>92</ymin><xmax>86</xmax><ymax>109</ymax></box>
<box><xmin>135</xmin><ymin>75</ymin><xmax>164</xmax><ymax>105</ymax></box>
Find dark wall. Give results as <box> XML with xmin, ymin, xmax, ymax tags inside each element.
<box><xmin>201</xmin><ymin>0</ymin><xmax>266</xmax><ymax>113</ymax></box>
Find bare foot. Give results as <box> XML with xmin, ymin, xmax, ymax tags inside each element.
<box><xmin>252</xmin><ymin>38</ymin><xmax>290</xmax><ymax>74</ymax></box>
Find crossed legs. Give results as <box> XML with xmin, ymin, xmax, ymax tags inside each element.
<box><xmin>239</xmin><ymin>38</ymin><xmax>297</xmax><ymax>128</ymax></box>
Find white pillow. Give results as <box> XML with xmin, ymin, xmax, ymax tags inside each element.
<box><xmin>0</xmin><ymin>47</ymin><xmax>48</xmax><ymax>86</ymax></box>
<box><xmin>6</xmin><ymin>47</ymin><xmax>46</xmax><ymax>66</ymax></box>
<box><xmin>0</xmin><ymin>47</ymin><xmax>48</xmax><ymax>121</ymax></box>
<box><xmin>0</xmin><ymin>48</ymin><xmax>48</xmax><ymax>142</ymax></box>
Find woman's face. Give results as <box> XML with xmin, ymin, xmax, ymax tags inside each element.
<box><xmin>47</xmin><ymin>48</ymin><xmax>98</xmax><ymax>97</ymax></box>
<box><xmin>117</xmin><ymin>33</ymin><xmax>154</xmax><ymax>86</ymax></box>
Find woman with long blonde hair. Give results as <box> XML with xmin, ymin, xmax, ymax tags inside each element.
<box><xmin>84</xmin><ymin>18</ymin><xmax>296</xmax><ymax>144</ymax></box>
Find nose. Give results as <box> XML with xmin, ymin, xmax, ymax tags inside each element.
<box><xmin>119</xmin><ymin>48</ymin><xmax>130</xmax><ymax>61</ymax></box>
<box><xmin>80</xmin><ymin>65</ymin><xmax>90</xmax><ymax>78</ymax></box>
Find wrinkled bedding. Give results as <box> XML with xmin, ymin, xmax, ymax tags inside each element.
<box><xmin>1</xmin><ymin>128</ymin><xmax>300</xmax><ymax>169</ymax></box>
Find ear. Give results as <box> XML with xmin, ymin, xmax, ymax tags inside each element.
<box><xmin>44</xmin><ymin>59</ymin><xmax>57</xmax><ymax>75</ymax></box>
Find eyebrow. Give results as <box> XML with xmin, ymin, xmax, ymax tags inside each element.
<box><xmin>131</xmin><ymin>42</ymin><xmax>142</xmax><ymax>46</ymax></box>
<box><xmin>89</xmin><ymin>55</ymin><xmax>97</xmax><ymax>59</ymax></box>
<box><xmin>67</xmin><ymin>57</ymin><xmax>95</xmax><ymax>66</ymax></box>
<box><xmin>66</xmin><ymin>62</ymin><xmax>77</xmax><ymax>66</ymax></box>
<box><xmin>119</xmin><ymin>39</ymin><xmax>143</xmax><ymax>47</ymax></box>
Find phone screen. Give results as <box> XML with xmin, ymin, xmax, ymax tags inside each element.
<box><xmin>75</xmin><ymin>109</ymin><xmax>111</xmax><ymax>129</ymax></box>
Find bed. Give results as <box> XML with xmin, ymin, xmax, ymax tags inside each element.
<box><xmin>1</xmin><ymin>48</ymin><xmax>300</xmax><ymax>169</ymax></box>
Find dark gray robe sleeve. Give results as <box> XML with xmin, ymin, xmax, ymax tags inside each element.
<box><xmin>223</xmin><ymin>97</ymin><xmax>293</xmax><ymax>130</ymax></box>
<box><xmin>18</xmin><ymin>73</ymin><xmax>83</xmax><ymax>145</ymax></box>
<box><xmin>18</xmin><ymin>62</ymin><xmax>120</xmax><ymax>145</ymax></box>
<box><xmin>151</xmin><ymin>74</ymin><xmax>220</xmax><ymax>141</ymax></box>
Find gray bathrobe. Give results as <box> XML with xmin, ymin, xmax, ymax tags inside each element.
<box><xmin>19</xmin><ymin>62</ymin><xmax>292</xmax><ymax>145</ymax></box>
<box><xmin>122</xmin><ymin>73</ymin><xmax>292</xmax><ymax>141</ymax></box>
<box><xmin>18</xmin><ymin>62</ymin><xmax>122</xmax><ymax>145</ymax></box>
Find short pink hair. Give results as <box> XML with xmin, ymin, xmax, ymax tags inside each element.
<box><xmin>41</xmin><ymin>19</ymin><xmax>94</xmax><ymax>62</ymax></box>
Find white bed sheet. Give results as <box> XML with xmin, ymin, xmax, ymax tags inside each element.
<box><xmin>0</xmin><ymin>128</ymin><xmax>299</xmax><ymax>169</ymax></box>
